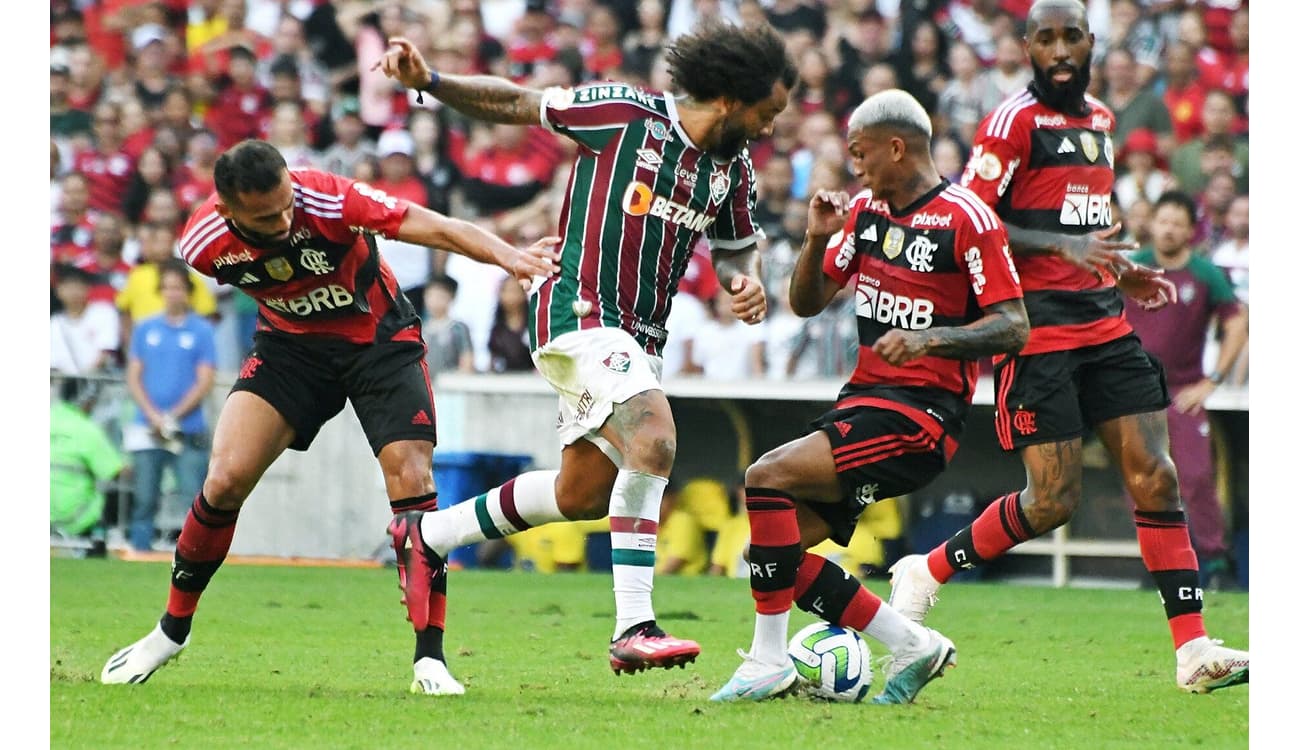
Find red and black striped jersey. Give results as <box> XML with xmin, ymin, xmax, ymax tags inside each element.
<box><xmin>179</xmin><ymin>169</ymin><xmax>417</xmax><ymax>344</ymax></box>
<box><xmin>961</xmin><ymin>87</ymin><xmax>1130</xmax><ymax>355</ymax></box>
<box><xmin>823</xmin><ymin>180</ymin><xmax>1022</xmax><ymax>417</ymax></box>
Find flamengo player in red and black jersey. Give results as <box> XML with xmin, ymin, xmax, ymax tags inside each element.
<box><xmin>887</xmin><ymin>0</ymin><xmax>1248</xmax><ymax>694</ymax></box>
<box><xmin>712</xmin><ymin>90</ymin><xmax>1028</xmax><ymax>704</ymax></box>
<box><xmin>100</xmin><ymin>140</ymin><xmax>560</xmax><ymax>695</ymax></box>
<box><xmin>375</xmin><ymin>22</ymin><xmax>796</xmax><ymax>679</ymax></box>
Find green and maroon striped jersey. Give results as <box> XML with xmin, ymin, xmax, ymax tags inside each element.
<box><xmin>530</xmin><ymin>82</ymin><xmax>764</xmax><ymax>356</ymax></box>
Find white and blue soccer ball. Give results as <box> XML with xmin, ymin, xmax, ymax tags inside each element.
<box><xmin>788</xmin><ymin>621</ymin><xmax>872</xmax><ymax>703</ymax></box>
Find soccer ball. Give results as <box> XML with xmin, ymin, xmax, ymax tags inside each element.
<box><xmin>788</xmin><ymin>621</ymin><xmax>872</xmax><ymax>703</ymax></box>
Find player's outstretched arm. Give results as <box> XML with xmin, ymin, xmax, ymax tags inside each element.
<box><xmin>374</xmin><ymin>37</ymin><xmax>543</xmax><ymax>125</ymax></box>
<box><xmin>1004</xmin><ymin>221</ymin><xmax>1137</xmax><ymax>278</ymax></box>
<box><xmin>396</xmin><ymin>204</ymin><xmax>560</xmax><ymax>289</ymax></box>
<box><xmin>872</xmin><ymin>299</ymin><xmax>1029</xmax><ymax>367</ymax></box>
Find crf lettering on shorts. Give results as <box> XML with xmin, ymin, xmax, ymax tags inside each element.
<box><xmin>263</xmin><ymin>284</ymin><xmax>355</xmax><ymax>316</ymax></box>
<box><xmin>854</xmin><ymin>278</ymin><xmax>934</xmax><ymax>330</ymax></box>
<box><xmin>964</xmin><ymin>246</ymin><xmax>987</xmax><ymax>295</ymax></box>
<box><xmin>1060</xmin><ymin>185</ymin><xmax>1112</xmax><ymax>226</ymax></box>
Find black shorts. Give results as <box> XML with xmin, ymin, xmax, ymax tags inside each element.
<box><xmin>993</xmin><ymin>334</ymin><xmax>1170</xmax><ymax>452</ymax></box>
<box><xmin>231</xmin><ymin>330</ymin><xmax>436</xmax><ymax>454</ymax></box>
<box><xmin>807</xmin><ymin>403</ymin><xmax>951</xmax><ymax>546</ymax></box>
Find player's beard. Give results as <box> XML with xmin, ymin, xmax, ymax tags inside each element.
<box><xmin>230</xmin><ymin>220</ymin><xmax>292</xmax><ymax>251</ymax></box>
<box><xmin>1031</xmin><ymin>51</ymin><xmax>1092</xmax><ymax>115</ymax></box>
<box><xmin>710</xmin><ymin>119</ymin><xmax>750</xmax><ymax>161</ymax></box>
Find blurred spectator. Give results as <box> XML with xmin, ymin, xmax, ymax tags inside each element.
<box><xmin>487</xmin><ymin>277</ymin><xmax>533</xmax><ymax>373</ymax></box>
<box><xmin>892</xmin><ymin>17</ymin><xmax>949</xmax><ymax>115</ymax></box>
<box><xmin>1101</xmin><ymin>46</ymin><xmax>1174</xmax><ymax>159</ymax></box>
<box><xmin>264</xmin><ymin>100</ymin><xmax>319</xmax><ymax>169</ymax></box>
<box><xmin>457</xmin><ymin>123</ymin><xmax>559</xmax><ymax>216</ymax></box>
<box><xmin>117</xmin><ymin>222</ymin><xmax>219</xmax><ymax>343</ymax></box>
<box><xmin>422</xmin><ymin>274</ymin><xmax>475</xmax><ymax>378</ymax></box>
<box><xmin>936</xmin><ymin>0</ymin><xmax>1001</xmax><ymax>66</ymax></box>
<box><xmin>753</xmin><ymin>152</ymin><xmax>795</xmax><ymax>239</ymax></box>
<box><xmin>74</xmin><ymin>101</ymin><xmax>137</xmax><ymax>215</ymax></box>
<box><xmin>258</xmin><ymin>14</ymin><xmax>330</xmax><ymax>116</ymax></box>
<box><xmin>984</xmin><ymin>32</ymin><xmax>1032</xmax><ymax>110</ymax></box>
<box><xmin>938</xmin><ymin>41</ymin><xmax>995</xmax><ymax>146</ymax></box>
<box><xmin>51</xmin><ymin>264</ymin><xmax>120</xmax><ymax>376</ymax></box>
<box><xmin>1125</xmin><ymin>191</ymin><xmax>1246</xmax><ymax>589</ymax></box>
<box><xmin>175</xmin><ymin>130</ymin><xmax>220</xmax><ymax>215</ymax></box>
<box><xmin>932</xmin><ymin>135</ymin><xmax>967</xmax><ymax>184</ymax></box>
<box><xmin>66</xmin><ymin>43</ymin><xmax>106</xmax><ymax>114</ymax></box>
<box><xmin>1195</xmin><ymin>169</ymin><xmax>1236</xmax><ymax>249</ymax></box>
<box><xmin>1113</xmin><ymin>128</ymin><xmax>1173</xmax><ymax>212</ymax></box>
<box><xmin>1169</xmin><ymin>91</ymin><xmax>1248</xmax><ymax>195</ymax></box>
<box><xmin>51</xmin><ymin>60</ymin><xmax>91</xmax><ymax>142</ymax></box>
<box><xmin>1220</xmin><ymin>6</ymin><xmax>1248</xmax><ymax>115</ymax></box>
<box><xmin>128</xmin><ymin>23</ymin><xmax>178</xmax><ymax>114</ymax></box>
<box><xmin>265</xmin><ymin>55</ymin><xmax>325</xmax><ymax>146</ymax></box>
<box><xmin>657</xmin><ymin>477</ymin><xmax>735</xmax><ymax>575</ymax></box>
<box><xmin>1119</xmin><ymin>196</ymin><xmax>1155</xmax><ymax>248</ymax></box>
<box><xmin>622</xmin><ymin>0</ymin><xmax>668</xmax><ymax>81</ymax></box>
<box><xmin>409</xmin><ymin>108</ymin><xmax>459</xmax><ymax>218</ymax></box>
<box><xmin>689</xmin><ymin>291</ymin><xmax>765</xmax><ymax>380</ymax></box>
<box><xmin>663</xmin><ymin>245</ymin><xmax>720</xmax><ymax>379</ymax></box>
<box><xmin>1162</xmin><ymin>41</ymin><xmax>1209</xmax><ymax>146</ymax></box>
<box><xmin>157</xmin><ymin>86</ymin><xmax>199</xmax><ymax>148</ymax></box>
<box><xmin>860</xmin><ymin>60</ymin><xmax>900</xmax><ymax>100</ymax></box>
<box><xmin>318</xmin><ymin>97</ymin><xmax>375</xmax><ymax>178</ymax></box>
<box><xmin>51</xmin><ymin>172</ymin><xmax>97</xmax><ymax>264</ymax></box>
<box><xmin>122</xmin><ymin>147</ymin><xmax>175</xmax><ymax>226</ymax></box>
<box><xmin>141</xmin><ymin>188</ymin><xmax>185</xmax><ymax>234</ymax></box>
<box><xmin>1174</xmin><ymin>8</ymin><xmax>1227</xmax><ymax>90</ymax></box>
<box><xmin>123</xmin><ymin>259</ymin><xmax>217</xmax><ymax>552</ymax></box>
<box><xmin>50</xmin><ymin>376</ymin><xmax>123</xmax><ymax>550</ymax></box>
<box><xmin>581</xmin><ymin>4</ymin><xmax>625</xmax><ymax>81</ymax></box>
<box><xmin>1103</xmin><ymin>0</ymin><xmax>1162</xmax><ymax>88</ymax></box>
<box><xmin>789</xmin><ymin>111</ymin><xmax>838</xmax><ymax>200</ymax></box>
<box><xmin>188</xmin><ymin>0</ymin><xmax>274</xmax><ymax>81</ymax></box>
<box><xmin>505</xmin><ymin>0</ymin><xmax>560</xmax><ymax>81</ymax></box>
<box><xmin>1212</xmin><ymin>194</ymin><xmax>1249</xmax><ymax>385</ymax></box>
<box><xmin>76</xmin><ymin>213</ymin><xmax>132</xmax><ymax>306</ymax></box>
<box><xmin>786</xmin><ymin>292</ymin><xmax>856</xmax><ymax>378</ymax></box>
<box><xmin>765</xmin><ymin>0</ymin><xmax>826</xmax><ymax>38</ymax></box>
<box><xmin>203</xmin><ymin>45</ymin><xmax>273</xmax><ymax>150</ymax></box>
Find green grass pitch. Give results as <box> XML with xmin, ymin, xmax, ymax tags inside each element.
<box><xmin>51</xmin><ymin>558</ymin><xmax>1248</xmax><ymax>749</ymax></box>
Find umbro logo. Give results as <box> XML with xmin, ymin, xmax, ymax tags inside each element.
<box><xmin>860</xmin><ymin>225</ymin><xmax>878</xmax><ymax>242</ymax></box>
<box><xmin>411</xmin><ymin>410</ymin><xmax>432</xmax><ymax>426</ymax></box>
<box><xmin>635</xmin><ymin>148</ymin><xmax>663</xmax><ymax>170</ymax></box>
<box><xmin>1058</xmin><ymin>138</ymin><xmax>1076</xmax><ymax>154</ymax></box>
<box><xmin>239</xmin><ymin>272</ymin><xmax>260</xmax><ymax>284</ymax></box>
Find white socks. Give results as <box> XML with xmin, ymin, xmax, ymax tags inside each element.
<box><xmin>608</xmin><ymin>469</ymin><xmax>667</xmax><ymax>638</ymax></box>
<box><xmin>420</xmin><ymin>470</ymin><xmax>564</xmax><ymax>558</ymax></box>
<box><xmin>865</xmin><ymin>604</ymin><xmax>927</xmax><ymax>654</ymax></box>
<box><xmin>750</xmin><ymin>611</ymin><xmax>791</xmax><ymax>665</ymax></box>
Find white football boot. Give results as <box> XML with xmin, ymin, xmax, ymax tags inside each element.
<box><xmin>411</xmin><ymin>657</ymin><xmax>465</xmax><ymax>696</ymax></box>
<box><xmin>888</xmin><ymin>554</ymin><xmax>941</xmax><ymax>624</ymax></box>
<box><xmin>1176</xmin><ymin>637</ymin><xmax>1249</xmax><ymax>693</ymax></box>
<box><xmin>101</xmin><ymin>624</ymin><xmax>187</xmax><ymax>684</ymax></box>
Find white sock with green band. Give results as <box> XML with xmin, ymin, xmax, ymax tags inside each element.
<box><xmin>420</xmin><ymin>470</ymin><xmax>564</xmax><ymax>558</ymax></box>
<box><xmin>608</xmin><ymin>469</ymin><xmax>668</xmax><ymax>638</ymax></box>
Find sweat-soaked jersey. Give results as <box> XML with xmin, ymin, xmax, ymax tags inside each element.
<box><xmin>532</xmin><ymin>82</ymin><xmax>763</xmax><ymax>356</ymax></box>
<box><xmin>823</xmin><ymin>180</ymin><xmax>1023</xmax><ymax>423</ymax></box>
<box><xmin>961</xmin><ymin>86</ymin><xmax>1129</xmax><ymax>355</ymax></box>
<box><xmin>179</xmin><ymin>169</ymin><xmax>417</xmax><ymax>344</ymax></box>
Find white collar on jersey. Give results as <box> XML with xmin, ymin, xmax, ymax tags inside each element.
<box><xmin>662</xmin><ymin>95</ymin><xmax>701</xmax><ymax>152</ymax></box>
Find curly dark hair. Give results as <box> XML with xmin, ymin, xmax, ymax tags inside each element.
<box><xmin>214</xmin><ymin>139</ymin><xmax>287</xmax><ymax>203</ymax></box>
<box><xmin>666</xmin><ymin>20</ymin><xmax>798</xmax><ymax>105</ymax></box>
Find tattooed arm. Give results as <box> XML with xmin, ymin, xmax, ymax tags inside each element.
<box><xmin>374</xmin><ymin>37</ymin><xmax>543</xmax><ymax>125</ymax></box>
<box><xmin>871</xmin><ymin>299</ymin><xmax>1029</xmax><ymax>366</ymax></box>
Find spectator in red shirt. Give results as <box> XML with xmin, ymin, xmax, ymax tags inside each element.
<box><xmin>203</xmin><ymin>45</ymin><xmax>273</xmax><ymax>150</ymax></box>
<box><xmin>175</xmin><ymin>130</ymin><xmax>219</xmax><ymax>216</ymax></box>
<box><xmin>457</xmin><ymin>123</ymin><xmax>558</xmax><ymax>216</ymax></box>
<box><xmin>1162</xmin><ymin>41</ymin><xmax>1209</xmax><ymax>145</ymax></box>
<box><xmin>74</xmin><ymin>101</ymin><xmax>137</xmax><ymax>215</ymax></box>
<box><xmin>581</xmin><ymin>4</ymin><xmax>624</xmax><ymax>80</ymax></box>
<box><xmin>52</xmin><ymin>172</ymin><xmax>98</xmax><ymax>264</ymax></box>
<box><xmin>75</xmin><ymin>213</ymin><xmax>132</xmax><ymax>308</ymax></box>
<box><xmin>371</xmin><ymin>129</ymin><xmax>430</xmax><ymax>208</ymax></box>
<box><xmin>1220</xmin><ymin>7</ymin><xmax>1248</xmax><ymax>129</ymax></box>
<box><xmin>66</xmin><ymin>44</ymin><xmax>105</xmax><ymax>114</ymax></box>
<box><xmin>265</xmin><ymin>55</ymin><xmax>324</xmax><ymax>147</ymax></box>
<box><xmin>506</xmin><ymin>0</ymin><xmax>559</xmax><ymax>81</ymax></box>
<box><xmin>1175</xmin><ymin>8</ymin><xmax>1227</xmax><ymax>90</ymax></box>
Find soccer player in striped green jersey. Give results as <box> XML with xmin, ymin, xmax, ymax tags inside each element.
<box><xmin>377</xmin><ymin>21</ymin><xmax>797</xmax><ymax>686</ymax></box>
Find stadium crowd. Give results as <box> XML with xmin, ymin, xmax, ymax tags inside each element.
<box><xmin>49</xmin><ymin>0</ymin><xmax>1249</xmax><ymax>571</ymax></box>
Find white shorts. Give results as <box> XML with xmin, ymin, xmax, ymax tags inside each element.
<box><xmin>532</xmin><ymin>327</ymin><xmax>664</xmax><ymax>453</ymax></box>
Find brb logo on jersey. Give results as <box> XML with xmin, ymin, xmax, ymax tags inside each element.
<box><xmin>855</xmin><ymin>275</ymin><xmax>934</xmax><ymax>330</ymax></box>
<box><xmin>1060</xmin><ymin>183</ymin><xmax>1112</xmax><ymax>227</ymax></box>
<box><xmin>621</xmin><ymin>181</ymin><xmax>717</xmax><ymax>232</ymax></box>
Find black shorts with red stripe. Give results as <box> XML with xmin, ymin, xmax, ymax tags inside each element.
<box><xmin>807</xmin><ymin>387</ymin><xmax>961</xmax><ymax>546</ymax></box>
<box><xmin>232</xmin><ymin>327</ymin><xmax>436</xmax><ymax>454</ymax></box>
<box><xmin>992</xmin><ymin>333</ymin><xmax>1170</xmax><ymax>452</ymax></box>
